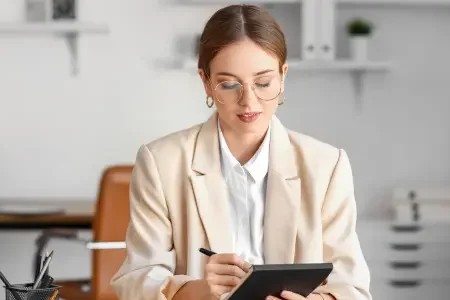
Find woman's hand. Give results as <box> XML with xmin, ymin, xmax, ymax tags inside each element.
<box><xmin>204</xmin><ymin>253</ymin><xmax>251</xmax><ymax>299</ymax></box>
<box><xmin>266</xmin><ymin>291</ymin><xmax>324</xmax><ymax>300</ymax></box>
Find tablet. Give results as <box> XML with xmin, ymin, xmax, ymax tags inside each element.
<box><xmin>223</xmin><ymin>263</ymin><xmax>333</xmax><ymax>300</ymax></box>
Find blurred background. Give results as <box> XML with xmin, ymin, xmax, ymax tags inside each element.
<box><xmin>0</xmin><ymin>0</ymin><xmax>449</xmax><ymax>299</ymax></box>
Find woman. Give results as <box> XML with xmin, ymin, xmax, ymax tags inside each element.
<box><xmin>111</xmin><ymin>4</ymin><xmax>371</xmax><ymax>300</ymax></box>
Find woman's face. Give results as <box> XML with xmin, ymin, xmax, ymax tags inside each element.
<box><xmin>200</xmin><ymin>38</ymin><xmax>288</xmax><ymax>136</ymax></box>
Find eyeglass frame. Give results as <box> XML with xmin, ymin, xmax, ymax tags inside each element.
<box><xmin>205</xmin><ymin>72</ymin><xmax>286</xmax><ymax>104</ymax></box>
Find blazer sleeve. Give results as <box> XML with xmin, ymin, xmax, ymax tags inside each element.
<box><xmin>314</xmin><ymin>149</ymin><xmax>372</xmax><ymax>300</ymax></box>
<box><xmin>110</xmin><ymin>144</ymin><xmax>193</xmax><ymax>300</ymax></box>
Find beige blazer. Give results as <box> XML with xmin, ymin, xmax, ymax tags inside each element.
<box><xmin>111</xmin><ymin>113</ymin><xmax>372</xmax><ymax>300</ymax></box>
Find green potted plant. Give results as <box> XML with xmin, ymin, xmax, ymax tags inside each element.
<box><xmin>347</xmin><ymin>18</ymin><xmax>373</xmax><ymax>61</ymax></box>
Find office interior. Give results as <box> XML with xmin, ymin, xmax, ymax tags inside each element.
<box><xmin>0</xmin><ymin>0</ymin><xmax>449</xmax><ymax>299</ymax></box>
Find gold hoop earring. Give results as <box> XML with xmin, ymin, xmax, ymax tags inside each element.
<box><xmin>206</xmin><ymin>96</ymin><xmax>214</xmax><ymax>108</ymax></box>
<box><xmin>278</xmin><ymin>92</ymin><xmax>286</xmax><ymax>106</ymax></box>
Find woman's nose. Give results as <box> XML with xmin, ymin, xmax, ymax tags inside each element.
<box><xmin>239</xmin><ymin>83</ymin><xmax>258</xmax><ymax>105</ymax></box>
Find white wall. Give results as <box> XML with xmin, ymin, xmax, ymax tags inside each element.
<box><xmin>0</xmin><ymin>0</ymin><xmax>218</xmax><ymax>199</ymax></box>
<box><xmin>271</xmin><ymin>4</ymin><xmax>450</xmax><ymax>218</ymax></box>
<box><xmin>0</xmin><ymin>0</ymin><xmax>449</xmax><ymax>299</ymax></box>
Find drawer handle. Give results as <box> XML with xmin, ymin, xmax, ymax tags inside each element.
<box><xmin>390</xmin><ymin>261</ymin><xmax>422</xmax><ymax>269</ymax></box>
<box><xmin>390</xmin><ymin>243</ymin><xmax>422</xmax><ymax>251</ymax></box>
<box><xmin>391</xmin><ymin>224</ymin><xmax>422</xmax><ymax>232</ymax></box>
<box><xmin>390</xmin><ymin>280</ymin><xmax>422</xmax><ymax>288</ymax></box>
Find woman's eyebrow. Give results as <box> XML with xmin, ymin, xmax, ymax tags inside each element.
<box><xmin>215</xmin><ymin>71</ymin><xmax>236</xmax><ymax>77</ymax></box>
<box><xmin>254</xmin><ymin>69</ymin><xmax>275</xmax><ymax>76</ymax></box>
<box><xmin>215</xmin><ymin>69</ymin><xmax>275</xmax><ymax>78</ymax></box>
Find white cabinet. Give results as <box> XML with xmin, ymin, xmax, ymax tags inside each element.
<box><xmin>357</xmin><ymin>220</ymin><xmax>450</xmax><ymax>300</ymax></box>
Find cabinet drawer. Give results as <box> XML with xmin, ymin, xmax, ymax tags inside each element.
<box><xmin>388</xmin><ymin>243</ymin><xmax>450</xmax><ymax>261</ymax></box>
<box><xmin>369</xmin><ymin>261</ymin><xmax>450</xmax><ymax>280</ymax></box>
<box><xmin>370</xmin><ymin>281</ymin><xmax>450</xmax><ymax>300</ymax></box>
<box><xmin>362</xmin><ymin>241</ymin><xmax>450</xmax><ymax>262</ymax></box>
<box><xmin>357</xmin><ymin>221</ymin><xmax>450</xmax><ymax>244</ymax></box>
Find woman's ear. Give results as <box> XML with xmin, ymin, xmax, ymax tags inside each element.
<box><xmin>281</xmin><ymin>63</ymin><xmax>288</xmax><ymax>92</ymax></box>
<box><xmin>198</xmin><ymin>69</ymin><xmax>212</xmax><ymax>97</ymax></box>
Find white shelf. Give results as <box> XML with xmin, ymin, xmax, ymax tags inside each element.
<box><xmin>0</xmin><ymin>21</ymin><xmax>110</xmax><ymax>76</ymax></box>
<box><xmin>175</xmin><ymin>58</ymin><xmax>390</xmax><ymax>110</ymax></box>
<box><xmin>337</xmin><ymin>0</ymin><xmax>450</xmax><ymax>5</ymax></box>
<box><xmin>180</xmin><ymin>59</ymin><xmax>391</xmax><ymax>72</ymax></box>
<box><xmin>183</xmin><ymin>0</ymin><xmax>297</xmax><ymax>3</ymax></box>
<box><xmin>184</xmin><ymin>0</ymin><xmax>450</xmax><ymax>5</ymax></box>
<box><xmin>0</xmin><ymin>21</ymin><xmax>109</xmax><ymax>34</ymax></box>
<box><xmin>289</xmin><ymin>60</ymin><xmax>392</xmax><ymax>72</ymax></box>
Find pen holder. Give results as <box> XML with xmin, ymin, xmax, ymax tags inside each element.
<box><xmin>5</xmin><ymin>283</ymin><xmax>61</xmax><ymax>300</ymax></box>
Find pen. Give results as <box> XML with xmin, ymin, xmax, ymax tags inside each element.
<box><xmin>43</xmin><ymin>251</ymin><xmax>51</xmax><ymax>278</ymax></box>
<box><xmin>199</xmin><ymin>248</ymin><xmax>217</xmax><ymax>257</ymax></box>
<box><xmin>34</xmin><ymin>254</ymin><xmax>42</xmax><ymax>281</ymax></box>
<box><xmin>0</xmin><ymin>270</ymin><xmax>21</xmax><ymax>300</ymax></box>
<box><xmin>33</xmin><ymin>251</ymin><xmax>54</xmax><ymax>289</ymax></box>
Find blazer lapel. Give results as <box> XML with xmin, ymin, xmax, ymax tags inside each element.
<box><xmin>263</xmin><ymin>116</ymin><xmax>302</xmax><ymax>264</ymax></box>
<box><xmin>190</xmin><ymin>113</ymin><xmax>234</xmax><ymax>254</ymax></box>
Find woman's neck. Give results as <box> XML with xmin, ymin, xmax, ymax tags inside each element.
<box><xmin>220</xmin><ymin>123</ymin><xmax>269</xmax><ymax>166</ymax></box>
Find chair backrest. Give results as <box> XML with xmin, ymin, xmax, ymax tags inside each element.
<box><xmin>92</xmin><ymin>165</ymin><xmax>133</xmax><ymax>300</ymax></box>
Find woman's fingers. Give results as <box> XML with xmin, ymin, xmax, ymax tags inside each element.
<box><xmin>281</xmin><ymin>291</ymin><xmax>307</xmax><ymax>299</ymax></box>
<box><xmin>204</xmin><ymin>253</ymin><xmax>251</xmax><ymax>300</ymax></box>
<box><xmin>265</xmin><ymin>291</ymin><xmax>308</xmax><ymax>300</ymax></box>
<box><xmin>209</xmin><ymin>253</ymin><xmax>251</xmax><ymax>272</ymax></box>
<box><xmin>206</xmin><ymin>262</ymin><xmax>247</xmax><ymax>278</ymax></box>
<box><xmin>206</xmin><ymin>273</ymin><xmax>242</xmax><ymax>287</ymax></box>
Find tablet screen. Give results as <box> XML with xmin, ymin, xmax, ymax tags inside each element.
<box><xmin>224</xmin><ymin>263</ymin><xmax>333</xmax><ymax>300</ymax></box>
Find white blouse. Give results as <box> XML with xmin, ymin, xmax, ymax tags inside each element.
<box><xmin>218</xmin><ymin>121</ymin><xmax>271</xmax><ymax>265</ymax></box>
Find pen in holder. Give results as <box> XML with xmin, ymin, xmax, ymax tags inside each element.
<box><xmin>5</xmin><ymin>283</ymin><xmax>61</xmax><ymax>300</ymax></box>
<box><xmin>1</xmin><ymin>250</ymin><xmax>59</xmax><ymax>300</ymax></box>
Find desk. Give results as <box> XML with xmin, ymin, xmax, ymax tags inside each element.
<box><xmin>0</xmin><ymin>199</ymin><xmax>94</xmax><ymax>230</ymax></box>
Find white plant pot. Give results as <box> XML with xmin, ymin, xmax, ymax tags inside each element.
<box><xmin>350</xmin><ymin>36</ymin><xmax>370</xmax><ymax>61</ymax></box>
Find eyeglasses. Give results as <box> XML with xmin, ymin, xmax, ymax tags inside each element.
<box><xmin>212</xmin><ymin>76</ymin><xmax>283</xmax><ymax>104</ymax></box>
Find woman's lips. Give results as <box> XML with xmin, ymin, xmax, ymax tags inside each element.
<box><xmin>237</xmin><ymin>112</ymin><xmax>261</xmax><ymax>123</ymax></box>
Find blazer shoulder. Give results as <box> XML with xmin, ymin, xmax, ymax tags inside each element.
<box><xmin>286</xmin><ymin>129</ymin><xmax>341</xmax><ymax>168</ymax></box>
<box><xmin>141</xmin><ymin>122</ymin><xmax>203</xmax><ymax>157</ymax></box>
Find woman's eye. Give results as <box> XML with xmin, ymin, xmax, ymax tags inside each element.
<box><xmin>220</xmin><ymin>83</ymin><xmax>240</xmax><ymax>90</ymax></box>
<box><xmin>255</xmin><ymin>81</ymin><xmax>271</xmax><ymax>88</ymax></box>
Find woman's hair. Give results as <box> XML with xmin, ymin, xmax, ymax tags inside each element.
<box><xmin>198</xmin><ymin>4</ymin><xmax>287</xmax><ymax>77</ymax></box>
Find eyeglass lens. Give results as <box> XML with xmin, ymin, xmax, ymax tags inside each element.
<box><xmin>213</xmin><ymin>76</ymin><xmax>282</xmax><ymax>104</ymax></box>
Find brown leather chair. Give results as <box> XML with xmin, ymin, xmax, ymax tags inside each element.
<box><xmin>34</xmin><ymin>165</ymin><xmax>133</xmax><ymax>300</ymax></box>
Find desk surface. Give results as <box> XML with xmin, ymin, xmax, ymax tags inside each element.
<box><xmin>0</xmin><ymin>199</ymin><xmax>94</xmax><ymax>230</ymax></box>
